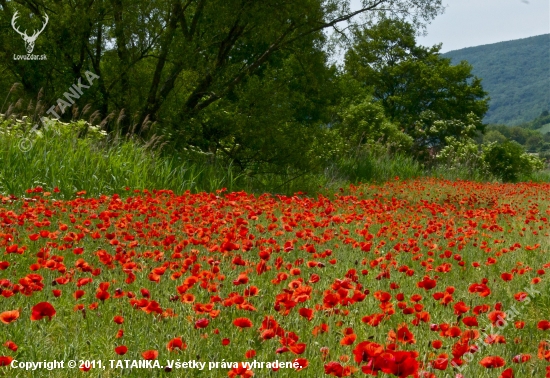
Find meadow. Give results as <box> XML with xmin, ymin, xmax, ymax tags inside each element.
<box><xmin>1</xmin><ymin>178</ymin><xmax>549</xmax><ymax>377</ymax></box>
<box><xmin>1</xmin><ymin>2</ymin><xmax>548</xmax><ymax>377</ymax></box>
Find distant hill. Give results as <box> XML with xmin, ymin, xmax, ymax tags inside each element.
<box><xmin>442</xmin><ymin>34</ymin><xmax>549</xmax><ymax>126</ymax></box>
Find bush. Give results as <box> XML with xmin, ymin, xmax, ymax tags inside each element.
<box><xmin>482</xmin><ymin>140</ymin><xmax>544</xmax><ymax>182</ymax></box>
<box><xmin>436</xmin><ymin>136</ymin><xmax>488</xmax><ymax>179</ymax></box>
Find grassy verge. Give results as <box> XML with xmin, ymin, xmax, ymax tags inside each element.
<box><xmin>0</xmin><ymin>120</ymin><xmax>548</xmax><ymax>199</ymax></box>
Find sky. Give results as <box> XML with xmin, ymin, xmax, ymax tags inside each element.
<box><xmin>350</xmin><ymin>0</ymin><xmax>550</xmax><ymax>53</ymax></box>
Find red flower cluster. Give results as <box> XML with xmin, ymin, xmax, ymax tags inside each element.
<box><xmin>0</xmin><ymin>179</ymin><xmax>548</xmax><ymax>376</ymax></box>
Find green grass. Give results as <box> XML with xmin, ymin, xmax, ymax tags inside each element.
<box><xmin>1</xmin><ymin>118</ymin><xmax>549</xmax><ymax>200</ymax></box>
<box><xmin>0</xmin><ymin>129</ymin><xmax>246</xmax><ymax>199</ymax></box>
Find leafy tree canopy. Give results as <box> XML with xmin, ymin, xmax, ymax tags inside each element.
<box><xmin>0</xmin><ymin>0</ymin><xmax>445</xmax><ymax>172</ymax></box>
<box><xmin>344</xmin><ymin>18</ymin><xmax>489</xmax><ymax>157</ymax></box>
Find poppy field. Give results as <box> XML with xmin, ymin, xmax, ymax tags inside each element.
<box><xmin>1</xmin><ymin>178</ymin><xmax>550</xmax><ymax>377</ymax></box>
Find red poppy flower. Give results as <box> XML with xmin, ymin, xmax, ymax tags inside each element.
<box><xmin>499</xmin><ymin>368</ymin><xmax>514</xmax><ymax>378</ymax></box>
<box><xmin>360</xmin><ymin>349</ymin><xmax>419</xmax><ymax>377</ymax></box>
<box><xmin>324</xmin><ymin>361</ymin><xmax>357</xmax><ymax>377</ymax></box>
<box><xmin>340</xmin><ymin>333</ymin><xmax>357</xmax><ymax>346</ymax></box>
<box><xmin>245</xmin><ymin>350</ymin><xmax>256</xmax><ymax>359</ymax></box>
<box><xmin>431</xmin><ymin>354</ymin><xmax>448</xmax><ymax>370</ymax></box>
<box><xmin>362</xmin><ymin>313</ymin><xmax>385</xmax><ymax>327</ymax></box>
<box><xmin>468</xmin><ymin>282</ymin><xmax>491</xmax><ymax>297</ymax></box>
<box><xmin>514</xmin><ymin>292</ymin><xmax>528</xmax><ymax>301</ymax></box>
<box><xmin>113</xmin><ymin>315</ymin><xmax>124</xmax><ymax>324</ymax></box>
<box><xmin>417</xmin><ymin>276</ymin><xmax>437</xmax><ymax>290</ymax></box>
<box><xmin>396</xmin><ymin>324</ymin><xmax>416</xmax><ymax>344</ymax></box>
<box><xmin>96</xmin><ymin>290</ymin><xmax>110</xmax><ymax>301</ymax></box>
<box><xmin>74</xmin><ymin>304</ymin><xmax>85</xmax><ymax>312</ymax></box>
<box><xmin>293</xmin><ymin>358</ymin><xmax>308</xmax><ymax>371</ymax></box>
<box><xmin>3</xmin><ymin>341</ymin><xmax>17</xmax><ymax>351</ymax></box>
<box><xmin>453</xmin><ymin>301</ymin><xmax>470</xmax><ymax>315</ymax></box>
<box><xmin>289</xmin><ymin>343</ymin><xmax>306</xmax><ymax>355</ymax></box>
<box><xmin>374</xmin><ymin>291</ymin><xmax>392</xmax><ymax>302</ymax></box>
<box><xmin>80</xmin><ymin>364</ymin><xmax>91</xmax><ymax>372</ymax></box>
<box><xmin>30</xmin><ymin>302</ymin><xmax>56</xmax><ymax>321</ymax></box>
<box><xmin>462</xmin><ymin>316</ymin><xmax>478</xmax><ymax>327</ymax></box>
<box><xmin>473</xmin><ymin>304</ymin><xmax>490</xmax><ymax>315</ymax></box>
<box><xmin>195</xmin><ymin>318</ymin><xmax>209</xmax><ymax>329</ymax></box>
<box><xmin>222</xmin><ymin>338</ymin><xmax>230</xmax><ymax>346</ymax></box>
<box><xmin>512</xmin><ymin>354</ymin><xmax>531</xmax><ymax>363</ymax></box>
<box><xmin>76</xmin><ymin>278</ymin><xmax>92</xmax><ymax>288</ymax></box>
<box><xmin>167</xmin><ymin>337</ymin><xmax>186</xmax><ymax>351</ymax></box>
<box><xmin>114</xmin><ymin>345</ymin><xmax>128</xmax><ymax>355</ymax></box>
<box><xmin>514</xmin><ymin>321</ymin><xmax>525</xmax><ymax>329</ymax></box>
<box><xmin>73</xmin><ymin>290</ymin><xmax>85</xmax><ymax>300</ymax></box>
<box><xmin>0</xmin><ymin>356</ymin><xmax>14</xmax><ymax>366</ymax></box>
<box><xmin>479</xmin><ymin>356</ymin><xmax>505</xmax><ymax>368</ymax></box>
<box><xmin>0</xmin><ymin>310</ymin><xmax>20</xmax><ymax>324</ymax></box>
<box><xmin>142</xmin><ymin>350</ymin><xmax>158</xmax><ymax>360</ymax></box>
<box><xmin>227</xmin><ymin>362</ymin><xmax>254</xmax><ymax>377</ymax></box>
<box><xmin>537</xmin><ymin>320</ymin><xmax>550</xmax><ymax>330</ymax></box>
<box><xmin>233</xmin><ymin>317</ymin><xmax>253</xmax><ymax>328</ymax></box>
<box><xmin>500</xmin><ymin>272</ymin><xmax>513</xmax><ymax>281</ymax></box>
<box><xmin>299</xmin><ymin>308</ymin><xmax>314</xmax><ymax>321</ymax></box>
<box><xmin>538</xmin><ymin>341</ymin><xmax>550</xmax><ymax>361</ymax></box>
<box><xmin>352</xmin><ymin>341</ymin><xmax>384</xmax><ymax>363</ymax></box>
<box><xmin>488</xmin><ymin>311</ymin><xmax>506</xmax><ymax>325</ymax></box>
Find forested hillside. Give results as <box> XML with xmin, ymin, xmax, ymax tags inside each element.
<box><xmin>443</xmin><ymin>34</ymin><xmax>549</xmax><ymax>126</ymax></box>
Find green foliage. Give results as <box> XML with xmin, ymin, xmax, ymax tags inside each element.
<box><xmin>523</xmin><ymin>110</ymin><xmax>550</xmax><ymax>130</ymax></box>
<box><xmin>1</xmin><ymin>2</ymin><xmax>547</xmax><ymax>189</ymax></box>
<box><xmin>484</xmin><ymin>123</ymin><xmax>550</xmax><ymax>153</ymax></box>
<box><xmin>335</xmin><ymin>98</ymin><xmax>413</xmax><ymax>152</ymax></box>
<box><xmin>344</xmin><ymin>18</ymin><xmax>489</xmax><ymax>156</ymax></box>
<box><xmin>169</xmin><ymin>51</ymin><xmax>339</xmax><ymax>174</ymax></box>
<box><xmin>0</xmin><ymin>0</ymin><xmax>444</xmax><ymax>174</ymax></box>
<box><xmin>482</xmin><ymin>141</ymin><xmax>545</xmax><ymax>182</ymax></box>
<box><xmin>482</xmin><ymin>130</ymin><xmax>507</xmax><ymax>144</ymax></box>
<box><xmin>0</xmin><ymin>116</ymin><xmax>548</xmax><ymax>200</ymax></box>
<box><xmin>437</xmin><ymin>122</ymin><xmax>546</xmax><ymax>183</ymax></box>
<box><xmin>443</xmin><ymin>34</ymin><xmax>550</xmax><ymax>125</ymax></box>
<box><xmin>436</xmin><ymin>129</ymin><xmax>489</xmax><ymax>180</ymax></box>
<box><xmin>0</xmin><ymin>116</ymin><xmax>107</xmax><ymax>142</ymax></box>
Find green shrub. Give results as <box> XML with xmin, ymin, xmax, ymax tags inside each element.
<box><xmin>436</xmin><ymin>136</ymin><xmax>489</xmax><ymax>179</ymax></box>
<box><xmin>482</xmin><ymin>140</ymin><xmax>545</xmax><ymax>182</ymax></box>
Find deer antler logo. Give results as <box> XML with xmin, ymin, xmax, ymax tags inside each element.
<box><xmin>11</xmin><ymin>11</ymin><xmax>49</xmax><ymax>54</ymax></box>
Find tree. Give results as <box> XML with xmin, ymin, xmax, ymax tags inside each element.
<box><xmin>0</xmin><ymin>0</ymin><xmax>445</xmax><ymax>172</ymax></box>
<box><xmin>483</xmin><ymin>130</ymin><xmax>507</xmax><ymax>144</ymax></box>
<box><xmin>344</xmin><ymin>18</ymin><xmax>489</xmax><ymax>158</ymax></box>
<box><xmin>0</xmin><ymin>1</ymin><xmax>444</xmax><ymax>130</ymax></box>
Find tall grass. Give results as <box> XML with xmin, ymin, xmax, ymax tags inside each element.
<box><xmin>325</xmin><ymin>149</ymin><xmax>424</xmax><ymax>185</ymax></box>
<box><xmin>1</xmin><ymin>119</ymin><xmax>548</xmax><ymax>199</ymax></box>
<box><xmin>428</xmin><ymin>165</ymin><xmax>496</xmax><ymax>182</ymax></box>
<box><xmin>0</xmin><ymin>130</ymin><xmax>245</xmax><ymax>198</ymax></box>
